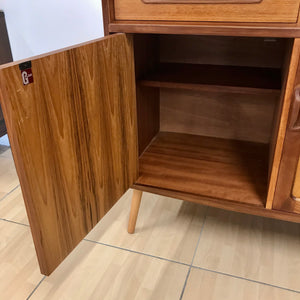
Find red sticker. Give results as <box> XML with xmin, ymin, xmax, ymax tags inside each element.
<box><xmin>21</xmin><ymin>68</ymin><xmax>34</xmax><ymax>85</ymax></box>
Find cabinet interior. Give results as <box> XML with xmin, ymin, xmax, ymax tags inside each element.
<box><xmin>133</xmin><ymin>34</ymin><xmax>292</xmax><ymax>207</ymax></box>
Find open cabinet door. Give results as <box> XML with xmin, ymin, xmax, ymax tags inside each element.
<box><xmin>0</xmin><ymin>33</ymin><xmax>138</xmax><ymax>275</ymax></box>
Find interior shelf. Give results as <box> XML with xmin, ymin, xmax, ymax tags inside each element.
<box><xmin>139</xmin><ymin>63</ymin><xmax>282</xmax><ymax>94</ymax></box>
<box><xmin>136</xmin><ymin>132</ymin><xmax>269</xmax><ymax>207</ymax></box>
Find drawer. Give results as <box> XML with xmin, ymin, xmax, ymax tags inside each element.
<box><xmin>114</xmin><ymin>0</ymin><xmax>300</xmax><ymax>23</ymax></box>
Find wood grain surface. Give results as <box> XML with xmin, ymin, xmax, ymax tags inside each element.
<box><xmin>127</xmin><ymin>189</ymin><xmax>143</xmax><ymax>233</ymax></box>
<box><xmin>160</xmin><ymin>89</ymin><xmax>278</xmax><ymax>144</ymax></box>
<box><xmin>268</xmin><ymin>40</ymin><xmax>294</xmax><ymax>181</ymax></box>
<box><xmin>134</xmin><ymin>35</ymin><xmax>160</xmax><ymax>155</ymax></box>
<box><xmin>0</xmin><ymin>34</ymin><xmax>138</xmax><ymax>275</ymax></box>
<box><xmin>266</xmin><ymin>39</ymin><xmax>300</xmax><ymax>209</ymax></box>
<box><xmin>140</xmin><ymin>63</ymin><xmax>281</xmax><ymax>95</ymax></box>
<box><xmin>109</xmin><ymin>21</ymin><xmax>300</xmax><ymax>38</ymax></box>
<box><xmin>159</xmin><ymin>35</ymin><xmax>287</xmax><ymax>69</ymax></box>
<box><xmin>272</xmin><ymin>41</ymin><xmax>300</xmax><ymax>212</ymax></box>
<box><xmin>114</xmin><ymin>0</ymin><xmax>300</xmax><ymax>23</ymax></box>
<box><xmin>132</xmin><ymin>184</ymin><xmax>300</xmax><ymax>223</ymax></box>
<box><xmin>273</xmin><ymin>121</ymin><xmax>300</xmax><ymax>212</ymax></box>
<box><xmin>136</xmin><ymin>132</ymin><xmax>268</xmax><ymax>207</ymax></box>
<box><xmin>292</xmin><ymin>158</ymin><xmax>300</xmax><ymax>199</ymax></box>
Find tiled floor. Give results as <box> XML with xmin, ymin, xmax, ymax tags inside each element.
<box><xmin>1</xmin><ymin>144</ymin><xmax>300</xmax><ymax>299</ymax></box>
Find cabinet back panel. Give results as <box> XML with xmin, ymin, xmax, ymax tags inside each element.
<box><xmin>160</xmin><ymin>35</ymin><xmax>286</xmax><ymax>69</ymax></box>
<box><xmin>160</xmin><ymin>89</ymin><xmax>278</xmax><ymax>143</ymax></box>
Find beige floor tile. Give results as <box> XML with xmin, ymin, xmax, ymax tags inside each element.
<box><xmin>0</xmin><ymin>186</ymin><xmax>28</xmax><ymax>225</ymax></box>
<box><xmin>86</xmin><ymin>190</ymin><xmax>206</xmax><ymax>264</ymax></box>
<box><xmin>0</xmin><ymin>220</ymin><xmax>44</xmax><ymax>300</ymax></box>
<box><xmin>182</xmin><ymin>268</ymin><xmax>300</xmax><ymax>300</ymax></box>
<box><xmin>31</xmin><ymin>241</ymin><xmax>188</xmax><ymax>300</ymax></box>
<box><xmin>193</xmin><ymin>208</ymin><xmax>300</xmax><ymax>291</ymax></box>
<box><xmin>0</xmin><ymin>155</ymin><xmax>19</xmax><ymax>200</ymax></box>
<box><xmin>1</xmin><ymin>148</ymin><xmax>13</xmax><ymax>159</ymax></box>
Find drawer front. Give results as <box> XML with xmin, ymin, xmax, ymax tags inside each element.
<box><xmin>114</xmin><ymin>0</ymin><xmax>300</xmax><ymax>23</ymax></box>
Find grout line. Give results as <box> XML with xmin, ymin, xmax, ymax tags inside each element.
<box><xmin>0</xmin><ymin>184</ymin><xmax>20</xmax><ymax>202</ymax></box>
<box><xmin>192</xmin><ymin>265</ymin><xmax>300</xmax><ymax>295</ymax></box>
<box><xmin>84</xmin><ymin>238</ymin><xmax>190</xmax><ymax>267</ymax></box>
<box><xmin>0</xmin><ymin>184</ymin><xmax>28</xmax><ymax>228</ymax></box>
<box><xmin>0</xmin><ymin>217</ymin><xmax>29</xmax><ymax>227</ymax></box>
<box><xmin>26</xmin><ymin>276</ymin><xmax>46</xmax><ymax>300</ymax></box>
<box><xmin>179</xmin><ymin>206</ymin><xmax>208</xmax><ymax>300</ymax></box>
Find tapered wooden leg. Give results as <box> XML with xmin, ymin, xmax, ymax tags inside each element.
<box><xmin>128</xmin><ymin>189</ymin><xmax>143</xmax><ymax>234</ymax></box>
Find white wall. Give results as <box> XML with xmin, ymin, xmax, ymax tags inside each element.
<box><xmin>0</xmin><ymin>0</ymin><xmax>104</xmax><ymax>61</ymax></box>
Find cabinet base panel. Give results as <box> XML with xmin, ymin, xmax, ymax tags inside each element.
<box><xmin>132</xmin><ymin>184</ymin><xmax>300</xmax><ymax>223</ymax></box>
<box><xmin>136</xmin><ymin>132</ymin><xmax>268</xmax><ymax>207</ymax></box>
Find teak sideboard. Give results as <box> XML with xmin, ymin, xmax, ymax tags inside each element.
<box><xmin>1</xmin><ymin>1</ymin><xmax>300</xmax><ymax>276</ymax></box>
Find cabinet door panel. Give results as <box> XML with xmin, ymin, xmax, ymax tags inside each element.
<box><xmin>0</xmin><ymin>33</ymin><xmax>138</xmax><ymax>275</ymax></box>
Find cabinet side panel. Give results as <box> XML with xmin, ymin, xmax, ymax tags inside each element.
<box><xmin>134</xmin><ymin>35</ymin><xmax>160</xmax><ymax>155</ymax></box>
<box><xmin>292</xmin><ymin>158</ymin><xmax>300</xmax><ymax>199</ymax></box>
<box><xmin>137</xmin><ymin>86</ymin><xmax>160</xmax><ymax>155</ymax></box>
<box><xmin>272</xmin><ymin>51</ymin><xmax>300</xmax><ymax>212</ymax></box>
<box><xmin>0</xmin><ymin>34</ymin><xmax>138</xmax><ymax>275</ymax></box>
<box><xmin>273</xmin><ymin>132</ymin><xmax>300</xmax><ymax>212</ymax></box>
<box><xmin>268</xmin><ymin>40</ymin><xmax>294</xmax><ymax>180</ymax></box>
<box><xmin>268</xmin><ymin>39</ymin><xmax>300</xmax><ymax>209</ymax></box>
<box><xmin>101</xmin><ymin>0</ymin><xmax>115</xmax><ymax>35</ymax></box>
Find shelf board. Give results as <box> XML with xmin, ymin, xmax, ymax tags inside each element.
<box><xmin>139</xmin><ymin>63</ymin><xmax>282</xmax><ymax>94</ymax></box>
<box><xmin>136</xmin><ymin>132</ymin><xmax>269</xmax><ymax>207</ymax></box>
